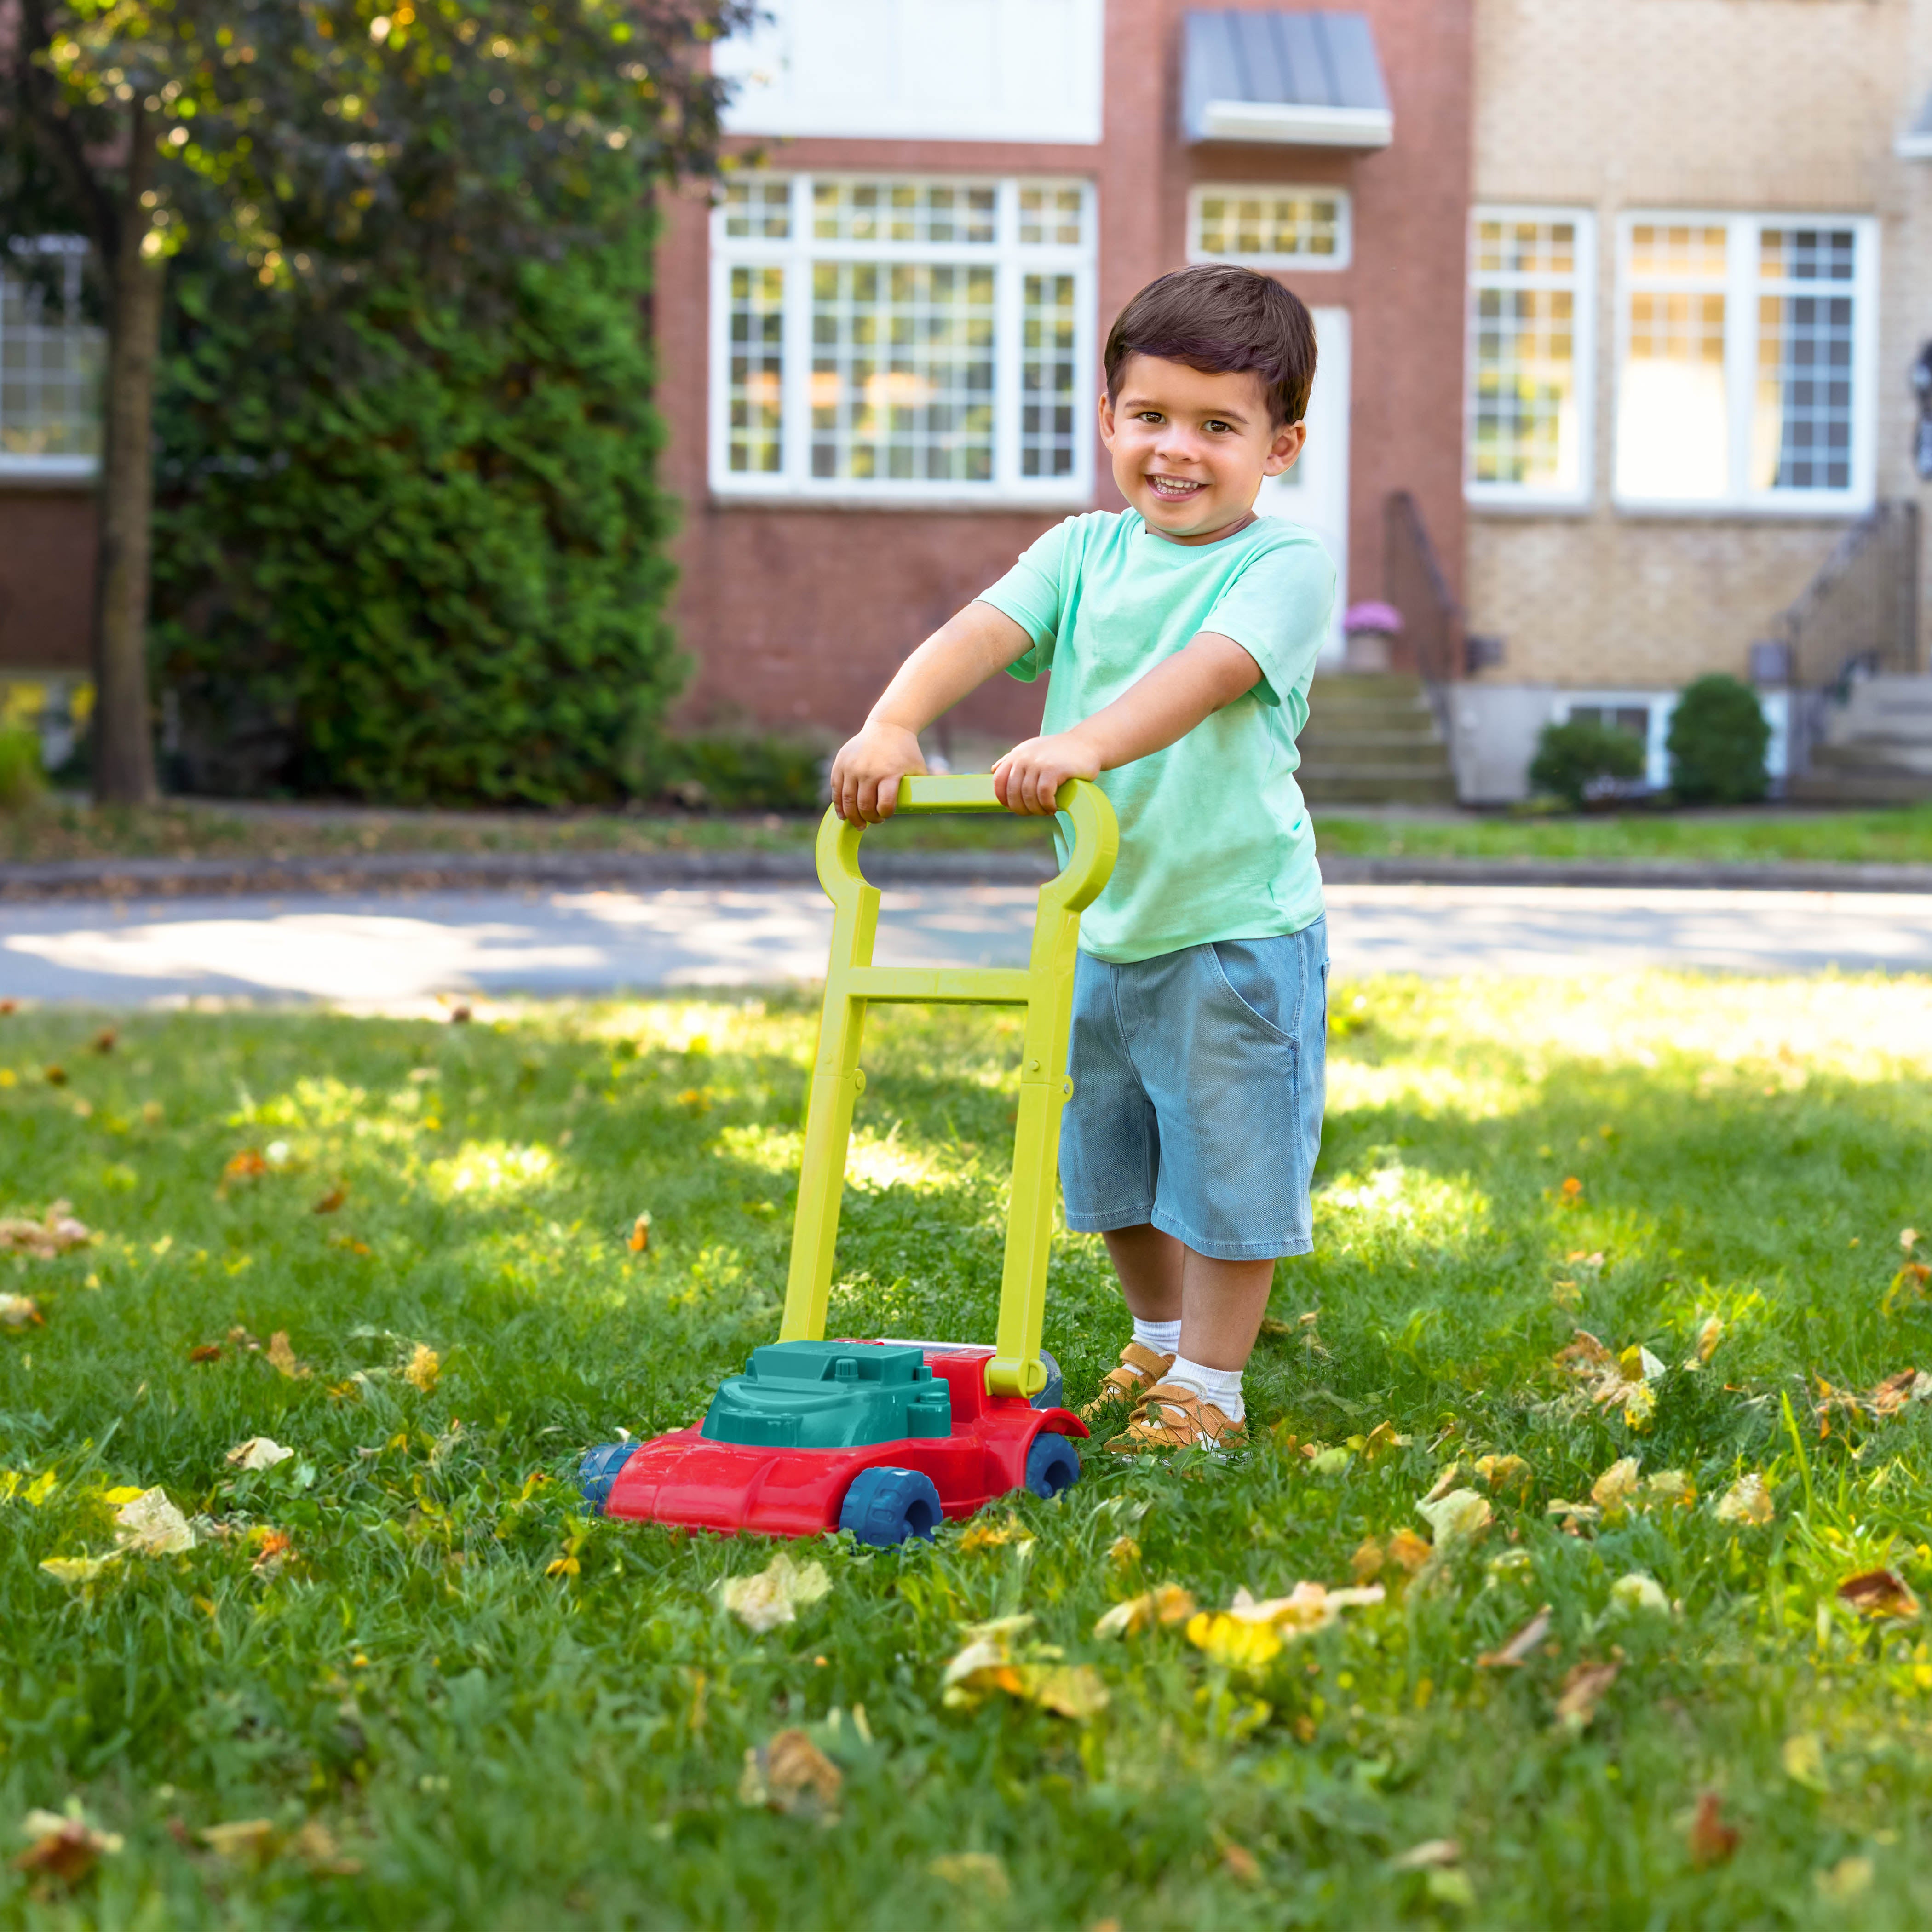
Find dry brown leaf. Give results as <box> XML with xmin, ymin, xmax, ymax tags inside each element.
<box><xmin>310</xmin><ymin>1186</ymin><xmax>347</xmax><ymax>1215</ymax></box>
<box><xmin>1553</xmin><ymin>1660</ymin><xmax>1619</xmax><ymax>1729</ymax></box>
<box><xmin>13</xmin><ymin>1809</ymin><xmax>123</xmax><ymax>1886</ymax></box>
<box><xmin>627</xmin><ymin>1213</ymin><xmax>651</xmax><ymax>1254</ymax></box>
<box><xmin>1645</xmin><ymin>1469</ymin><xmax>1696</xmax><ymax>1510</ymax></box>
<box><xmin>1420</xmin><ymin>1462</ymin><xmax>1462</xmax><ymax>1505</ymax></box>
<box><xmin>1688</xmin><ymin>1792</ymin><xmax>1739</xmax><ymax>1869</ymax></box>
<box><xmin>402</xmin><ymin>1344</ymin><xmax>440</xmax><ymax>1394</ymax></box>
<box><xmin>266</xmin><ymin>1331</ymin><xmax>308</xmax><ymax>1380</ymax></box>
<box><xmin>0</xmin><ymin>1202</ymin><xmax>93</xmax><ymax>1260</ymax></box>
<box><xmin>1868</xmin><ymin>1367</ymin><xmax>1932</xmax><ymax>1416</ymax></box>
<box><xmin>251</xmin><ymin>1529</ymin><xmax>294</xmax><ymax>1573</ymax></box>
<box><xmin>1350</xmin><ymin>1536</ymin><xmax>1385</xmax><ymax>1584</ymax></box>
<box><xmin>1686</xmin><ymin>1315</ymin><xmax>1724</xmax><ymax>1367</ymax></box>
<box><xmin>222</xmin><ymin>1149</ymin><xmax>269</xmax><ymax>1185</ymax></box>
<box><xmin>114</xmin><ymin>1489</ymin><xmax>196</xmax><ymax>1555</ymax></box>
<box><xmin>1386</xmin><ymin>1528</ymin><xmax>1433</xmax><ymax>1574</ymax></box>
<box><xmin>1816</xmin><ymin>1856</ymin><xmax>1874</xmax><ymax>1902</ymax></box>
<box><xmin>1837</xmin><ymin>1568</ymin><xmax>1920</xmax><ymax>1621</ymax></box>
<box><xmin>1478</xmin><ymin>1604</ymin><xmax>1552</xmax><ymax>1669</ymax></box>
<box><xmin>286</xmin><ymin>1819</ymin><xmax>362</xmax><ymax>1875</ymax></box>
<box><xmin>42</xmin><ymin>1064</ymin><xmax>66</xmax><ymax>1086</ymax></box>
<box><xmin>187</xmin><ymin>1343</ymin><xmax>223</xmax><ymax>1363</ymax></box>
<box><xmin>1390</xmin><ymin>1838</ymin><xmax>1462</xmax><ymax>1871</ymax></box>
<box><xmin>225</xmin><ymin>1437</ymin><xmax>293</xmax><ymax>1472</ymax></box>
<box><xmin>1107</xmin><ymin>1534</ymin><xmax>1140</xmax><ymax>1569</ymax></box>
<box><xmin>739</xmin><ymin>1729</ymin><xmax>843</xmax><ymax>1820</ymax></box>
<box><xmin>1415</xmin><ymin>1489</ymin><xmax>1492</xmax><ymax>1548</ymax></box>
<box><xmin>1219</xmin><ymin>1841</ymin><xmax>1262</xmax><ymax>1885</ymax></box>
<box><xmin>1359</xmin><ymin>1420</ymin><xmax>1407</xmax><ymax>1461</ymax></box>
<box><xmin>0</xmin><ymin>1294</ymin><xmax>44</xmax><ymax>1330</ymax></box>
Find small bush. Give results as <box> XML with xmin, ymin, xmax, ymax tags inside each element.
<box><xmin>1668</xmin><ymin>674</ymin><xmax>1770</xmax><ymax>805</ymax></box>
<box><xmin>643</xmin><ymin>732</ymin><xmax>827</xmax><ymax>813</ymax></box>
<box><xmin>1528</xmin><ymin>719</ymin><xmax>1645</xmax><ymax>810</ymax></box>
<box><xmin>0</xmin><ymin>727</ymin><xmax>45</xmax><ymax>812</ymax></box>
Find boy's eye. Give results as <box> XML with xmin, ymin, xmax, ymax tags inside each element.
<box><xmin>1134</xmin><ymin>411</ymin><xmax>1163</xmax><ymax>424</ymax></box>
<box><xmin>1204</xmin><ymin>420</ymin><xmax>1234</xmax><ymax>434</ymax></box>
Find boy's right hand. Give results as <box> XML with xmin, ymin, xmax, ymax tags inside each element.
<box><xmin>829</xmin><ymin>722</ymin><xmax>928</xmax><ymax>824</ymax></box>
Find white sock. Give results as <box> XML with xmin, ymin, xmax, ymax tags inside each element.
<box><xmin>1165</xmin><ymin>1355</ymin><xmax>1244</xmax><ymax>1421</ymax></box>
<box><xmin>1131</xmin><ymin>1317</ymin><xmax>1181</xmax><ymax>1357</ymax></box>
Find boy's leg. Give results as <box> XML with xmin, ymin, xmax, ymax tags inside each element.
<box><xmin>1177</xmin><ymin>1249</ymin><xmax>1275</xmax><ymax>1370</ymax></box>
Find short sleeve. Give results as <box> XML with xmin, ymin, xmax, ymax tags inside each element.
<box><xmin>1198</xmin><ymin>535</ymin><xmax>1336</xmax><ymax>707</ymax></box>
<box><xmin>977</xmin><ymin>519</ymin><xmax>1074</xmax><ymax>683</ymax></box>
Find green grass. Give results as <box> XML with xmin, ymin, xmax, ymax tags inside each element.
<box><xmin>1316</xmin><ymin>806</ymin><xmax>1932</xmax><ymax>866</ymax></box>
<box><xmin>10</xmin><ymin>797</ymin><xmax>1932</xmax><ymax>871</ymax></box>
<box><xmin>3</xmin><ymin>976</ymin><xmax>1932</xmax><ymax>1927</ymax></box>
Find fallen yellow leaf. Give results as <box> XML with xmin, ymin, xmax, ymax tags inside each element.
<box><xmin>718</xmin><ymin>1552</ymin><xmax>833</xmax><ymax>1633</ymax></box>
<box><xmin>627</xmin><ymin>1212</ymin><xmax>652</xmax><ymax>1254</ymax></box>
<box><xmin>39</xmin><ymin>1552</ymin><xmax>120</xmax><ymax>1586</ymax></box>
<box><xmin>1386</xmin><ymin>1528</ymin><xmax>1433</xmax><ymax>1574</ymax></box>
<box><xmin>1415</xmin><ymin>1489</ymin><xmax>1493</xmax><ymax>1548</ymax></box>
<box><xmin>929</xmin><ymin>1852</ymin><xmax>1008</xmax><ymax>1897</ymax></box>
<box><xmin>1350</xmin><ymin>1536</ymin><xmax>1385</xmax><ymax>1584</ymax></box>
<box><xmin>1092</xmin><ymin>1583</ymin><xmax>1195</xmax><ymax>1639</ymax></box>
<box><xmin>1590</xmin><ymin>1458</ymin><xmax>1642</xmax><ymax>1516</ymax></box>
<box><xmin>956</xmin><ymin>1518</ymin><xmax>1029</xmax><ymax>1554</ymax></box>
<box><xmin>1837</xmin><ymin>1568</ymin><xmax>1920</xmax><ymax>1621</ymax></box>
<box><xmin>1553</xmin><ymin>1660</ymin><xmax>1618</xmax><ymax>1730</ymax></box>
<box><xmin>0</xmin><ymin>1202</ymin><xmax>92</xmax><ymax>1260</ymax></box>
<box><xmin>1815</xmin><ymin>1856</ymin><xmax>1872</xmax><ymax>1902</ymax></box>
<box><xmin>266</xmin><ymin>1331</ymin><xmax>307</xmax><ymax>1379</ymax></box>
<box><xmin>0</xmin><ymin>1294</ymin><xmax>43</xmax><ymax>1330</ymax></box>
<box><xmin>1715</xmin><ymin>1472</ymin><xmax>1775</xmax><ymax>1526</ymax></box>
<box><xmin>1478</xmin><ymin>1604</ymin><xmax>1552</xmax><ymax>1669</ymax></box>
<box><xmin>114</xmin><ymin>1488</ymin><xmax>196</xmax><ymax>1555</ymax></box>
<box><xmin>200</xmin><ymin>1819</ymin><xmax>277</xmax><ymax>1865</ymax></box>
<box><xmin>1782</xmin><ymin>1731</ymin><xmax>1827</xmax><ymax>1790</ymax></box>
<box><xmin>1474</xmin><ymin>1454</ymin><xmax>1530</xmax><ymax>1492</ymax></box>
<box><xmin>225</xmin><ymin>1437</ymin><xmax>294</xmax><ymax>1472</ymax></box>
<box><xmin>402</xmin><ymin>1344</ymin><xmax>440</xmax><ymax>1394</ymax></box>
<box><xmin>12</xmin><ymin>1806</ymin><xmax>122</xmax><ymax>1886</ymax></box>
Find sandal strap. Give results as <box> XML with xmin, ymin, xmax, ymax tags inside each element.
<box><xmin>1117</xmin><ymin>1382</ymin><xmax>1246</xmax><ymax>1450</ymax></box>
<box><xmin>1081</xmin><ymin>1342</ymin><xmax>1175</xmax><ymax>1418</ymax></box>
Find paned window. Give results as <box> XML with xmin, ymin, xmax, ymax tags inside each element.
<box><xmin>710</xmin><ymin>174</ymin><xmax>1096</xmax><ymax>501</ymax></box>
<box><xmin>0</xmin><ymin>238</ymin><xmax>103</xmax><ymax>475</ymax></box>
<box><xmin>1465</xmin><ymin>208</ymin><xmax>1593</xmax><ymax>504</ymax></box>
<box><xmin>1615</xmin><ymin>213</ymin><xmax>1874</xmax><ymax>510</ymax></box>
<box><xmin>1189</xmin><ymin>186</ymin><xmax>1350</xmax><ymax>268</ymax></box>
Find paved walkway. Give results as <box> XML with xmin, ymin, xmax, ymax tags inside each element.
<box><xmin>0</xmin><ymin>881</ymin><xmax>1927</xmax><ymax>1005</ymax></box>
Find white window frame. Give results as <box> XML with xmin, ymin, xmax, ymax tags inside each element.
<box><xmin>707</xmin><ymin>173</ymin><xmax>1098</xmax><ymax>507</ymax></box>
<box><xmin>1553</xmin><ymin>687</ymin><xmax>1789</xmax><ymax>786</ymax></box>
<box><xmin>1612</xmin><ymin>210</ymin><xmax>1879</xmax><ymax>517</ymax></box>
<box><xmin>1464</xmin><ymin>204</ymin><xmax>1596</xmax><ymax>510</ymax></box>
<box><xmin>0</xmin><ymin>236</ymin><xmax>101</xmax><ymax>481</ymax></box>
<box><xmin>1185</xmin><ymin>184</ymin><xmax>1352</xmax><ymax>270</ymax></box>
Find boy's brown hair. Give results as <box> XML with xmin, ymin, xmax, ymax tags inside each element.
<box><xmin>1104</xmin><ymin>264</ymin><xmax>1317</xmax><ymax>428</ymax></box>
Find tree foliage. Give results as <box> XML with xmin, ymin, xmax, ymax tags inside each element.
<box><xmin>1528</xmin><ymin>718</ymin><xmax>1647</xmax><ymax>810</ymax></box>
<box><xmin>3</xmin><ymin>0</ymin><xmax>750</xmax><ymax>803</ymax></box>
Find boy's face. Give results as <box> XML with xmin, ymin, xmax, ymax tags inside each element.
<box><xmin>1099</xmin><ymin>355</ymin><xmax>1306</xmax><ymax>544</ymax></box>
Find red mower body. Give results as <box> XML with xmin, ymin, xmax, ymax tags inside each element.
<box><xmin>598</xmin><ymin>1346</ymin><xmax>1087</xmax><ymax>1538</ymax></box>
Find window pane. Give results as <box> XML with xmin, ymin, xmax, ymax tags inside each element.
<box><xmin>1196</xmin><ymin>191</ymin><xmax>1342</xmax><ymax>262</ymax></box>
<box><xmin>1022</xmin><ymin>272</ymin><xmax>1078</xmax><ymax>478</ymax></box>
<box><xmin>810</xmin><ymin>261</ymin><xmax>995</xmax><ymax>483</ymax></box>
<box><xmin>1469</xmin><ymin>287</ymin><xmax>1578</xmax><ymax>489</ymax></box>
<box><xmin>811</xmin><ymin>179</ymin><xmax>996</xmax><ymax>246</ymax></box>
<box><xmin>1754</xmin><ymin>289</ymin><xmax>1854</xmax><ymax>491</ymax></box>
<box><xmin>0</xmin><ymin>244</ymin><xmax>103</xmax><ymax>460</ymax></box>
<box><xmin>1760</xmin><ymin>226</ymin><xmax>1855</xmax><ymax>284</ymax></box>
<box><xmin>722</xmin><ymin>179</ymin><xmax>793</xmax><ymax>241</ymax></box>
<box><xmin>726</xmin><ymin>265</ymin><xmax>785</xmax><ymax>475</ymax></box>
<box><xmin>1616</xmin><ymin>287</ymin><xmax>1728</xmax><ymax>500</ymax></box>
<box><xmin>1628</xmin><ymin>224</ymin><xmax>1727</xmax><ymax>279</ymax></box>
<box><xmin>1474</xmin><ymin>218</ymin><xmax>1574</xmax><ymax>277</ymax></box>
<box><xmin>1018</xmin><ymin>186</ymin><xmax>1086</xmax><ymax>247</ymax></box>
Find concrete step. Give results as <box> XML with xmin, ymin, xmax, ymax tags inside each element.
<box><xmin>1300</xmin><ymin>727</ymin><xmax>1449</xmax><ymax>753</ymax></box>
<box><xmin>1809</xmin><ymin>742</ymin><xmax>1932</xmax><ymax>777</ymax></box>
<box><xmin>1298</xmin><ymin>770</ymin><xmax>1459</xmax><ymax>805</ymax></box>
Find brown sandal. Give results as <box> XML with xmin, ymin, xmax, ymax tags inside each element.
<box><xmin>1106</xmin><ymin>1382</ymin><xmax>1248</xmax><ymax>1454</ymax></box>
<box><xmin>1080</xmin><ymin>1342</ymin><xmax>1175</xmax><ymax>1420</ymax></box>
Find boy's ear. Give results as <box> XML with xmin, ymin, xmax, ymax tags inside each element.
<box><xmin>1097</xmin><ymin>387</ymin><xmax>1117</xmax><ymax>449</ymax></box>
<box><xmin>1263</xmin><ymin>420</ymin><xmax>1308</xmax><ymax>478</ymax></box>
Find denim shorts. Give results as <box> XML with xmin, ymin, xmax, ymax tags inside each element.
<box><xmin>1058</xmin><ymin>920</ymin><xmax>1328</xmax><ymax>1261</ymax></box>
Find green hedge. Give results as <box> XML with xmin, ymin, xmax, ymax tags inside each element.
<box><xmin>1528</xmin><ymin>718</ymin><xmax>1646</xmax><ymax>809</ymax></box>
<box><xmin>1668</xmin><ymin>675</ymin><xmax>1771</xmax><ymax>805</ymax></box>
<box><xmin>152</xmin><ymin>234</ymin><xmax>683</xmax><ymax>806</ymax></box>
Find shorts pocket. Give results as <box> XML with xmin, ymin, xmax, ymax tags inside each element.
<box><xmin>1205</xmin><ymin>939</ymin><xmax>1299</xmax><ymax>1046</ymax></box>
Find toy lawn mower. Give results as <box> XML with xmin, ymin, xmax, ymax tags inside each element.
<box><xmin>578</xmin><ymin>774</ymin><xmax>1118</xmax><ymax>1547</ymax></box>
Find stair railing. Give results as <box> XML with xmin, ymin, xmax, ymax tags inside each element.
<box><xmin>1772</xmin><ymin>500</ymin><xmax>1920</xmax><ymax>692</ymax></box>
<box><xmin>1383</xmin><ymin>490</ymin><xmax>1459</xmax><ymax>737</ymax></box>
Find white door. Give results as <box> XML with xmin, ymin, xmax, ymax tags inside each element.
<box><xmin>1256</xmin><ymin>306</ymin><xmax>1349</xmax><ymax>665</ymax></box>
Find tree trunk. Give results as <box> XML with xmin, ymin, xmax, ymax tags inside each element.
<box><xmin>91</xmin><ymin>114</ymin><xmax>162</xmax><ymax>806</ymax></box>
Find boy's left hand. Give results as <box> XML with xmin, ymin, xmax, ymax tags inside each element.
<box><xmin>993</xmin><ymin>730</ymin><xmax>1101</xmax><ymax>815</ymax></box>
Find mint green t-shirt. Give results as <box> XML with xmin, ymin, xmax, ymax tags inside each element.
<box><xmin>978</xmin><ymin>508</ymin><xmax>1334</xmax><ymax>965</ymax></box>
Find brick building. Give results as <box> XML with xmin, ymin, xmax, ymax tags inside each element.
<box><xmin>8</xmin><ymin>0</ymin><xmax>1932</xmax><ymax>801</ymax></box>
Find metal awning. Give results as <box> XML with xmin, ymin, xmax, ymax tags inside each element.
<box><xmin>1182</xmin><ymin>10</ymin><xmax>1392</xmax><ymax>149</ymax></box>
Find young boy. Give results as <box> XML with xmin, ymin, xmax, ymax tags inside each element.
<box><xmin>828</xmin><ymin>263</ymin><xmax>1332</xmax><ymax>1451</ymax></box>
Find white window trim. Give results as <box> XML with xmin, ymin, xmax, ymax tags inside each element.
<box><xmin>1554</xmin><ymin>686</ymin><xmax>1789</xmax><ymax>785</ymax></box>
<box><xmin>1464</xmin><ymin>204</ymin><xmax>1596</xmax><ymax>511</ymax></box>
<box><xmin>0</xmin><ymin>236</ymin><xmax>101</xmax><ymax>481</ymax></box>
<box><xmin>1612</xmin><ymin>210</ymin><xmax>1878</xmax><ymax>518</ymax></box>
<box><xmin>707</xmin><ymin>174</ymin><xmax>1097</xmax><ymax>507</ymax></box>
<box><xmin>1185</xmin><ymin>183</ymin><xmax>1352</xmax><ymax>271</ymax></box>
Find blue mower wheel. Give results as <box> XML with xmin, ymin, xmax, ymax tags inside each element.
<box><xmin>579</xmin><ymin>1442</ymin><xmax>637</xmax><ymax>1514</ymax></box>
<box><xmin>1024</xmin><ymin>1430</ymin><xmax>1081</xmax><ymax>1499</ymax></box>
<box><xmin>840</xmin><ymin>1466</ymin><xmax>943</xmax><ymax>1547</ymax></box>
<box><xmin>1029</xmin><ymin>1348</ymin><xmax>1064</xmax><ymax>1412</ymax></box>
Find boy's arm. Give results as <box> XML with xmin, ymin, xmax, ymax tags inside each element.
<box><xmin>992</xmin><ymin>632</ymin><xmax>1262</xmax><ymax>814</ymax></box>
<box><xmin>830</xmin><ymin>601</ymin><xmax>1034</xmax><ymax>823</ymax></box>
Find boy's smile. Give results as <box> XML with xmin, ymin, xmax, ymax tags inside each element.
<box><xmin>1100</xmin><ymin>354</ymin><xmax>1306</xmax><ymax>546</ymax></box>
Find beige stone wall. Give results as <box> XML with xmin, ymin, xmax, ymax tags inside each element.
<box><xmin>1467</xmin><ymin>0</ymin><xmax>1922</xmax><ymax>688</ymax></box>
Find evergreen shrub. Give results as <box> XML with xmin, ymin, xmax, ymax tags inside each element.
<box><xmin>1667</xmin><ymin>674</ymin><xmax>1771</xmax><ymax>805</ymax></box>
<box><xmin>1528</xmin><ymin>718</ymin><xmax>1646</xmax><ymax>810</ymax></box>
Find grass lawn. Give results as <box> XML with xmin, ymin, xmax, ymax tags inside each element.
<box><xmin>10</xmin><ymin>797</ymin><xmax>1932</xmax><ymax>871</ymax></box>
<box><xmin>4</xmin><ymin>974</ymin><xmax>1932</xmax><ymax>1927</ymax></box>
